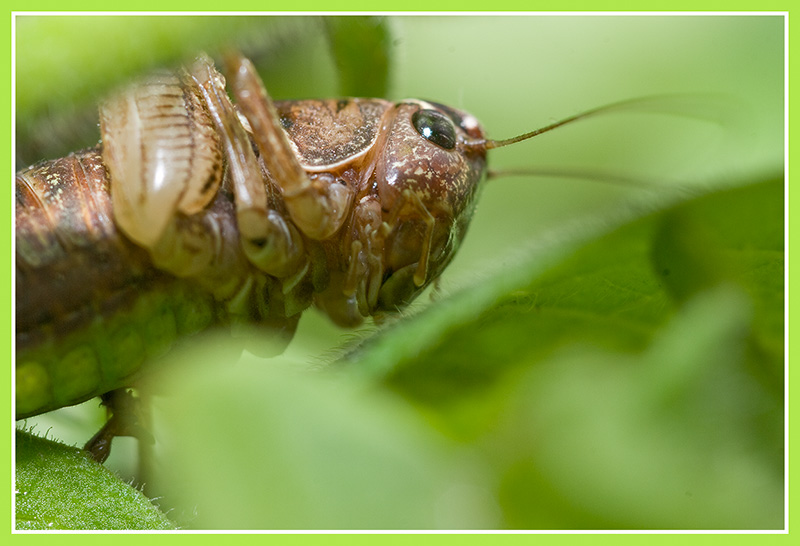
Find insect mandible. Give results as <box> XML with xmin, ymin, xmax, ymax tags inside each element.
<box><xmin>15</xmin><ymin>52</ymin><xmax>663</xmax><ymax>461</ymax></box>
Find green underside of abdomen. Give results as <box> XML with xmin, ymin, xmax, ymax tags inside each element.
<box><xmin>16</xmin><ymin>281</ymin><xmax>217</xmax><ymax>418</ymax></box>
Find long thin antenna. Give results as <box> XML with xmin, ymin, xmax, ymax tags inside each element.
<box><xmin>466</xmin><ymin>94</ymin><xmax>739</xmax><ymax>150</ymax></box>
<box><xmin>484</xmin><ymin>104</ymin><xmax>612</xmax><ymax>149</ymax></box>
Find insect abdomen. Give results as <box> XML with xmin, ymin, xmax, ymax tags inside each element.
<box><xmin>15</xmin><ymin>149</ymin><xmax>218</xmax><ymax>418</ymax></box>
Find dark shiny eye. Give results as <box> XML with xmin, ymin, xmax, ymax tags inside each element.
<box><xmin>412</xmin><ymin>109</ymin><xmax>457</xmax><ymax>150</ymax></box>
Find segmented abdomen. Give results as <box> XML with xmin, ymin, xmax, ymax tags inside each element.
<box><xmin>15</xmin><ymin>148</ymin><xmax>217</xmax><ymax>418</ymax></box>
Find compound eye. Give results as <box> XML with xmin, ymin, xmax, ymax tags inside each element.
<box><xmin>412</xmin><ymin>109</ymin><xmax>457</xmax><ymax>150</ymax></box>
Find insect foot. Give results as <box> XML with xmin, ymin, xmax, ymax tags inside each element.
<box><xmin>83</xmin><ymin>389</ymin><xmax>153</xmax><ymax>464</ymax></box>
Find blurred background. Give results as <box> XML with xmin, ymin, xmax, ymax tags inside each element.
<box><xmin>14</xmin><ymin>15</ymin><xmax>784</xmax><ymax>529</ymax></box>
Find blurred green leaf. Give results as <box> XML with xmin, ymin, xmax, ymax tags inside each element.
<box><xmin>149</xmin><ymin>360</ymin><xmax>498</xmax><ymax>529</ymax></box>
<box><xmin>492</xmin><ymin>286</ymin><xmax>782</xmax><ymax>529</ymax></box>
<box><xmin>15</xmin><ymin>429</ymin><xmax>175</xmax><ymax>530</ymax></box>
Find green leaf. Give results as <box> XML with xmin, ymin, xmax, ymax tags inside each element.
<box><xmin>491</xmin><ymin>286</ymin><xmax>783</xmax><ymax>529</ymax></box>
<box><xmin>147</xmin><ymin>356</ymin><xmax>498</xmax><ymax>529</ymax></box>
<box><xmin>15</xmin><ymin>429</ymin><xmax>176</xmax><ymax>530</ymax></box>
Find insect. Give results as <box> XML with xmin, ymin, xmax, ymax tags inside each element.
<box><xmin>15</xmin><ymin>51</ymin><xmax>676</xmax><ymax>461</ymax></box>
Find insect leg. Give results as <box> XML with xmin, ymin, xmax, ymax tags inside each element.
<box><xmin>83</xmin><ymin>389</ymin><xmax>153</xmax><ymax>464</ymax></box>
<box><xmin>311</xmin><ymin>196</ymin><xmax>384</xmax><ymax>327</ymax></box>
<box><xmin>383</xmin><ymin>189</ymin><xmax>436</xmax><ymax>288</ymax></box>
<box><xmin>100</xmin><ymin>65</ymin><xmax>255</xmax><ymax>301</ymax></box>
<box><xmin>100</xmin><ymin>68</ymin><xmax>224</xmax><ymax>253</ymax></box>
<box><xmin>225</xmin><ymin>53</ymin><xmax>355</xmax><ymax>241</ymax></box>
<box><xmin>190</xmin><ymin>55</ymin><xmax>308</xmax><ymax>279</ymax></box>
<box><xmin>348</xmin><ymin>198</ymin><xmax>386</xmax><ymax>312</ymax></box>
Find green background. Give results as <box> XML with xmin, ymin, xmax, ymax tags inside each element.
<box><xmin>8</xmin><ymin>6</ymin><xmax>791</xmax><ymax>537</ymax></box>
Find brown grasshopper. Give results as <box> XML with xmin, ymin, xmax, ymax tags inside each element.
<box><xmin>15</xmin><ymin>52</ymin><xmax>683</xmax><ymax>461</ymax></box>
